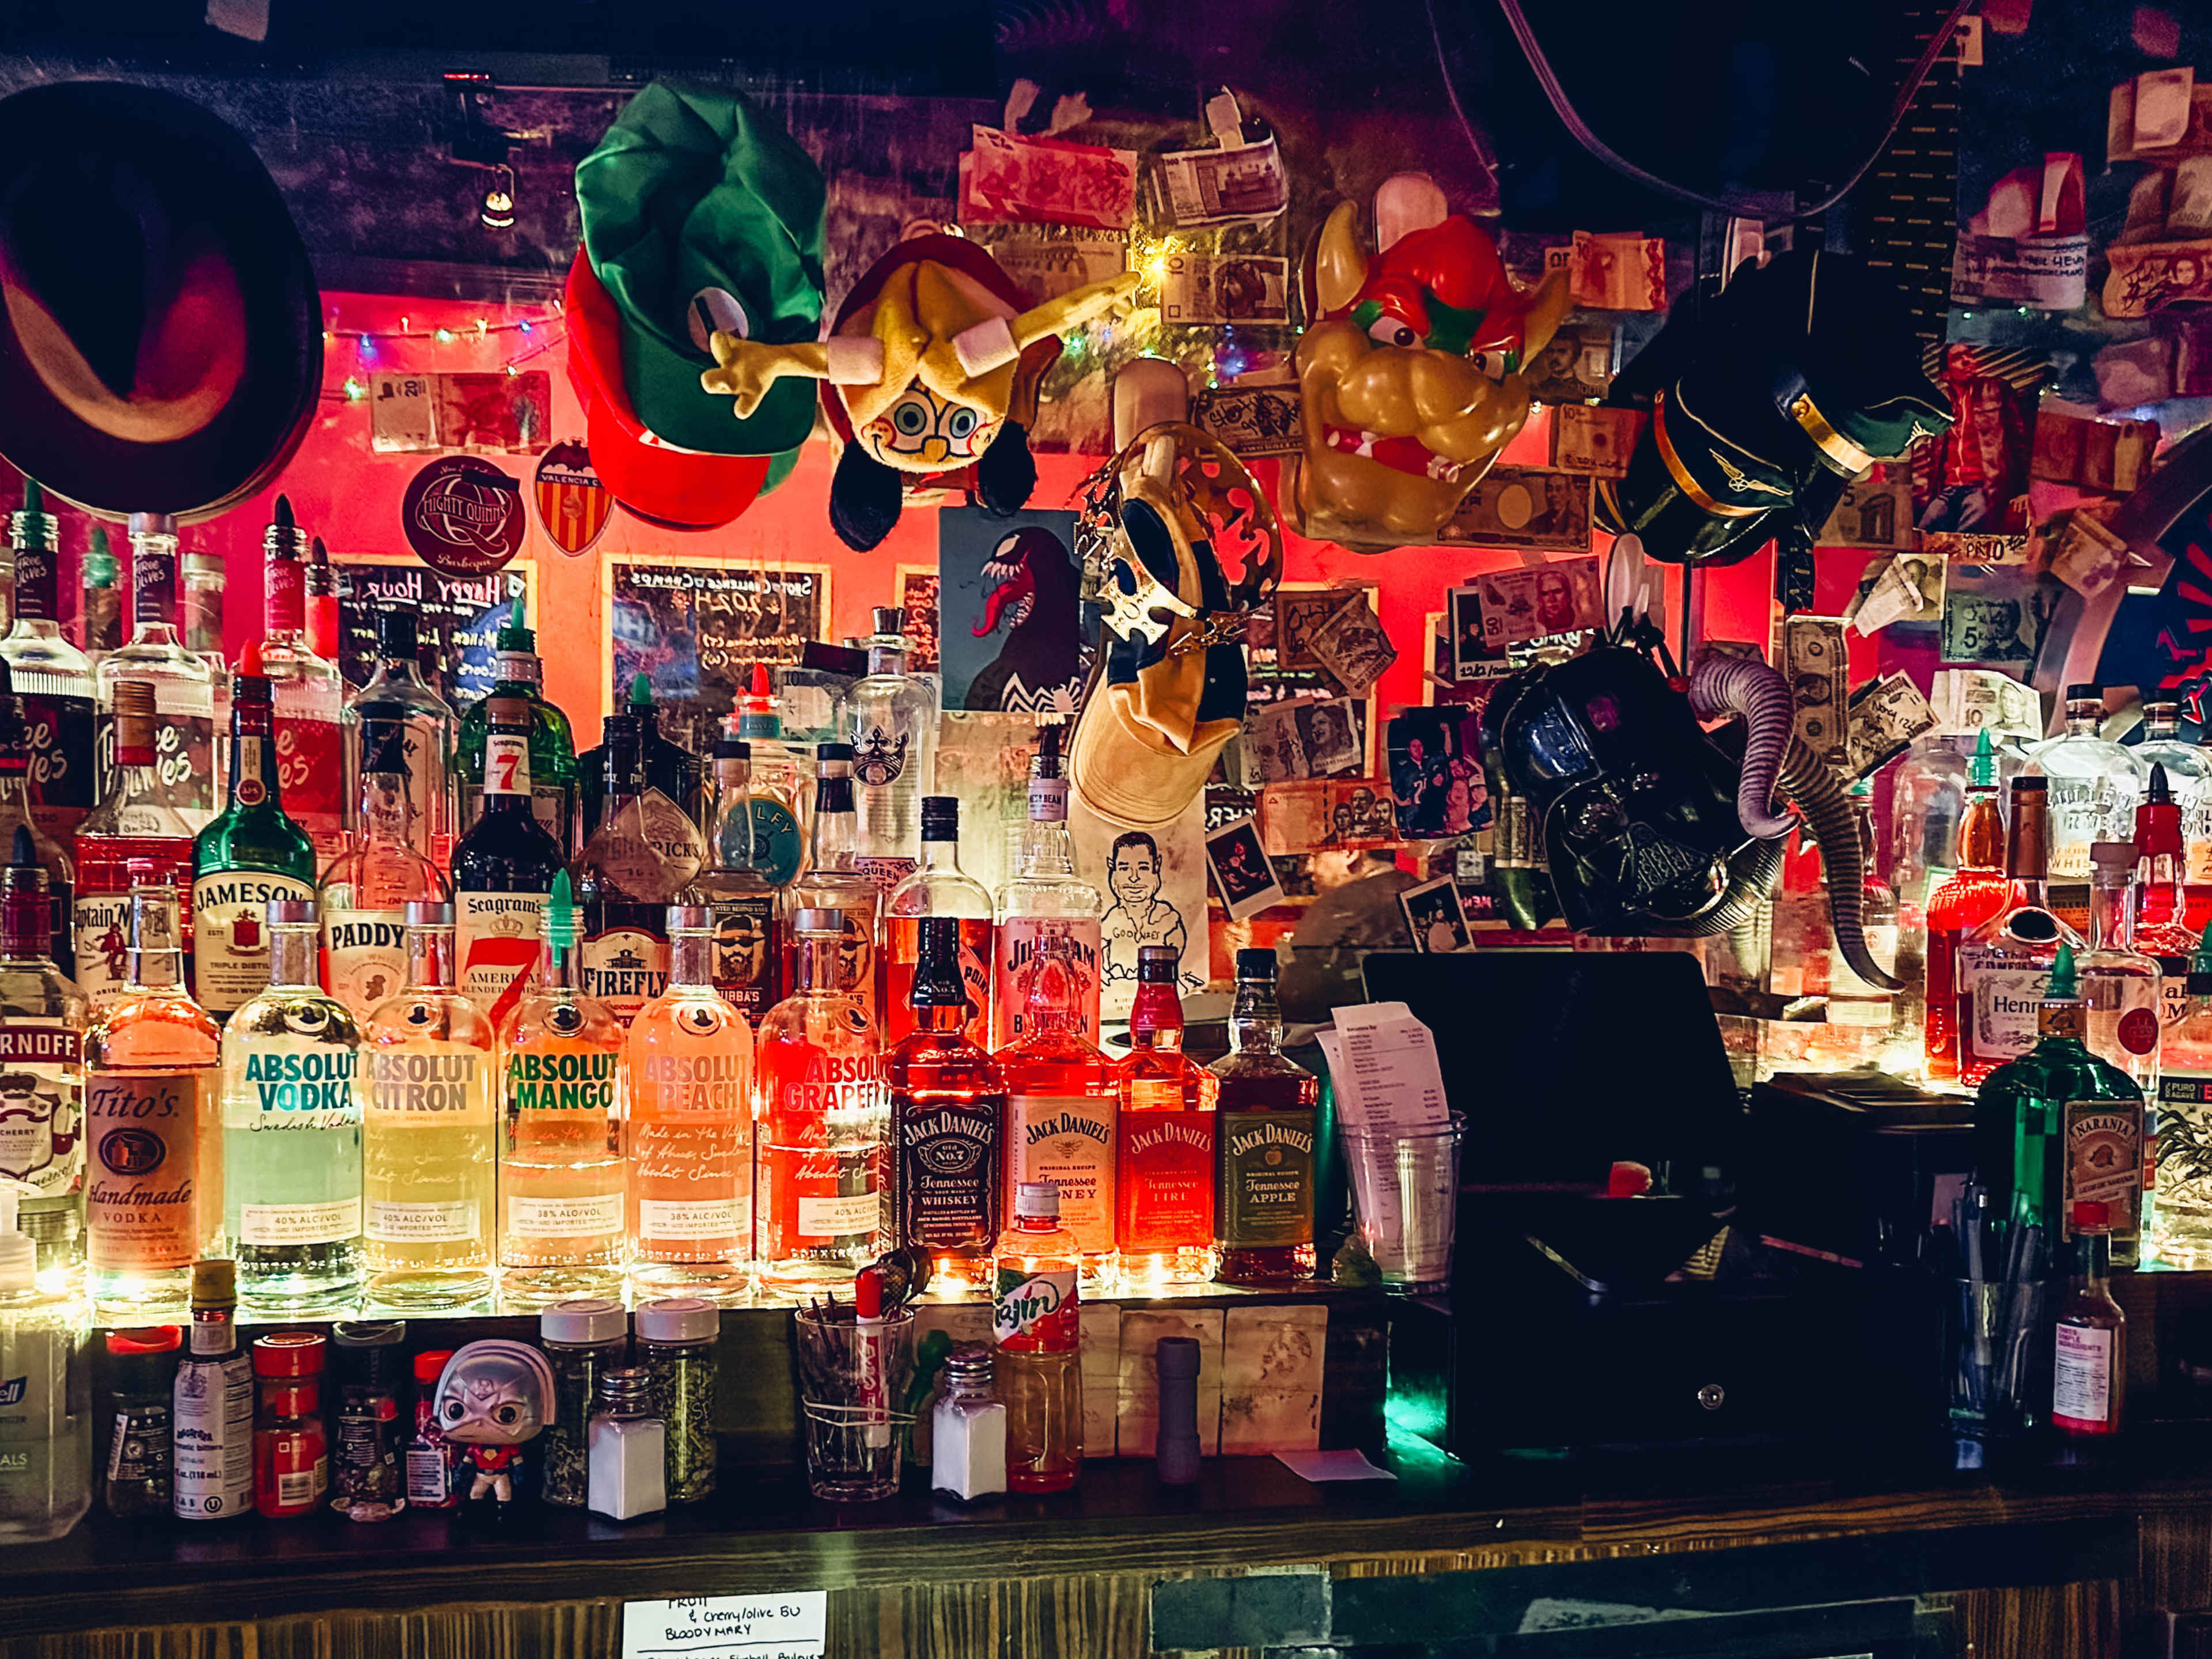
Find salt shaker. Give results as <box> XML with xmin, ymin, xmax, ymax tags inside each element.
<box><xmin>929</xmin><ymin>1343</ymin><xmax>1006</xmax><ymax>1503</ymax></box>
<box><xmin>586</xmin><ymin>1367</ymin><xmax>666</xmax><ymax>1521</ymax></box>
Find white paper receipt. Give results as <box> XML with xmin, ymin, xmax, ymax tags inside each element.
<box><xmin>621</xmin><ymin>1593</ymin><xmax>827</xmax><ymax>1659</ymax></box>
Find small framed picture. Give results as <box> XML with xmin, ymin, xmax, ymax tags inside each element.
<box><xmin>1204</xmin><ymin>815</ymin><xmax>1286</xmax><ymax>920</ymax></box>
<box><xmin>1398</xmin><ymin>876</ymin><xmax>1471</xmax><ymax>953</ymax></box>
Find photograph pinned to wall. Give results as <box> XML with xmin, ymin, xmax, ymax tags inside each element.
<box><xmin>938</xmin><ymin>505</ymin><xmax>1093</xmax><ymax>716</ymax></box>
<box><xmin>603</xmin><ymin>556</ymin><xmax>831</xmax><ymax>754</ymax></box>
<box><xmin>1387</xmin><ymin>704</ymin><xmax>1488</xmax><ymax>839</ymax></box>
<box><xmin>1523</xmin><ymin>320</ymin><xmax>1617</xmax><ymax>404</ymax></box>
<box><xmin>369</xmin><ymin>370</ymin><xmax>552</xmax><ymax>455</ymax></box>
<box><xmin>1070</xmin><ymin>790</ymin><xmax>1208</xmax><ymax>1018</ymax></box>
<box><xmin>1204</xmin><ymin>815</ymin><xmax>1285</xmax><ymax>921</ymax></box>
<box><xmin>1273</xmin><ymin>586</ymin><xmax>1372</xmax><ymax>688</ymax></box>
<box><xmin>896</xmin><ymin>565</ymin><xmax>941</xmax><ymax>671</ymax></box>
<box><xmin>1219</xmin><ymin>1304</ymin><xmax>1325</xmax><ymax>1455</ymax></box>
<box><xmin>1940</xmin><ymin>562</ymin><xmax>2063</xmax><ymax>668</ymax></box>
<box><xmin>1399</xmin><ymin>876</ymin><xmax>1472</xmax><ymax>954</ymax></box>
<box><xmin>337</xmin><ymin>559</ymin><xmax>531</xmax><ymax>707</ymax></box>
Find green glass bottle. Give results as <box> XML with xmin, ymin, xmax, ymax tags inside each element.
<box><xmin>190</xmin><ymin>660</ymin><xmax>317</xmax><ymax>1021</ymax></box>
<box><xmin>1976</xmin><ymin>942</ymin><xmax>2146</xmax><ymax>1267</ymax></box>
<box><xmin>453</xmin><ymin>623</ymin><xmax>577</xmax><ymax>854</ymax></box>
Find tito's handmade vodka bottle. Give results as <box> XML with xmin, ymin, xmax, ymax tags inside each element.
<box><xmin>359</xmin><ymin>902</ymin><xmax>497</xmax><ymax>1309</ymax></box>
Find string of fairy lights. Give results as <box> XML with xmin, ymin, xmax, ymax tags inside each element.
<box><xmin>323</xmin><ymin>305</ymin><xmax>569</xmax><ymax>401</ymax></box>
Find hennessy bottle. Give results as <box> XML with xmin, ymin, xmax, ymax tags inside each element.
<box><xmin>1956</xmin><ymin>776</ymin><xmax>2083</xmax><ymax>1088</ymax></box>
<box><xmin>887</xmin><ymin>916</ymin><xmax>1004</xmax><ymax>1294</ymax></box>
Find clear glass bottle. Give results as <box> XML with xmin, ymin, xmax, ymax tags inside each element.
<box><xmin>782</xmin><ymin>744</ymin><xmax>881</xmax><ymax>1030</ymax></box>
<box><xmin>1889</xmin><ymin>731</ymin><xmax>1971</xmax><ymax>911</ymax></box>
<box><xmin>571</xmin><ymin>714</ymin><xmax>704</xmax><ymax>1025</ymax></box>
<box><xmin>1956</xmin><ymin>777</ymin><xmax>2085</xmax><ymax>1088</ymax></box>
<box><xmin>2131</xmin><ymin>762</ymin><xmax>2202</xmax><ymax>1036</ymax></box>
<box><xmin>754</xmin><ymin>908</ymin><xmax>888</xmax><ymax>1293</ymax></box>
<box><xmin>2080</xmin><ymin>841</ymin><xmax>2162</xmax><ymax>1092</ymax></box>
<box><xmin>343</xmin><ymin>609</ymin><xmax>456</xmax><ymax>870</ymax></box>
<box><xmin>251</xmin><ymin>497</ymin><xmax>348</xmax><ymax>863</ymax></box>
<box><xmin>82</xmin><ymin>880</ymin><xmax>217</xmax><ymax>1315</ymax></box>
<box><xmin>499</xmin><ymin>871</ymin><xmax>627</xmax><ymax>1304</ymax></box>
<box><xmin>1926</xmin><ymin>732</ymin><xmax>2010</xmax><ymax>1085</ymax></box>
<box><xmin>93</xmin><ymin>514</ymin><xmax>215</xmax><ymax>832</ymax></box>
<box><xmin>2030</xmin><ymin>684</ymin><xmax>2147</xmax><ymax>887</ymax></box>
<box><xmin>887</xmin><ymin>915</ymin><xmax>1006</xmax><ymax>1295</ymax></box>
<box><xmin>0</xmin><ymin>664</ymin><xmax>73</xmax><ymax>976</ymax></box>
<box><xmin>626</xmin><ymin>903</ymin><xmax>752</xmax><ymax>1298</ymax></box>
<box><xmin>843</xmin><ymin>607</ymin><xmax>939</xmax><ymax>888</ymax></box>
<box><xmin>694</xmin><ymin>735</ymin><xmax>787</xmax><ymax>1021</ymax></box>
<box><xmin>2153</xmin><ymin>934</ymin><xmax>2212</xmax><ymax>1266</ymax></box>
<box><xmin>994</xmin><ymin>927</ymin><xmax>1116</xmax><ymax>1282</ymax></box>
<box><xmin>220</xmin><ymin>897</ymin><xmax>363</xmax><ymax>1309</ymax></box>
<box><xmin>1115</xmin><ymin>944</ymin><xmax>1217</xmax><ymax>1286</ymax></box>
<box><xmin>577</xmin><ymin>674</ymin><xmax>706</xmax><ymax>845</ymax></box>
<box><xmin>71</xmin><ymin>679</ymin><xmax>196</xmax><ymax>1012</ymax></box>
<box><xmin>358</xmin><ymin>902</ymin><xmax>497</xmax><ymax>1308</ymax></box>
<box><xmin>453</xmin><ymin>623</ymin><xmax>577</xmax><ymax>852</ymax></box>
<box><xmin>450</xmin><ymin>695</ymin><xmax>567</xmax><ymax>1027</ymax></box>
<box><xmin>991</xmin><ymin>1181</ymin><xmax>1080</xmax><ymax>1495</ymax></box>
<box><xmin>992</xmin><ymin>724</ymin><xmax>1103</xmax><ymax>1049</ymax></box>
<box><xmin>76</xmin><ymin>527</ymin><xmax>121</xmax><ymax>662</ymax></box>
<box><xmin>191</xmin><ymin>664</ymin><xmax>317</xmax><ymax>1021</ymax></box>
<box><xmin>2134</xmin><ymin>701</ymin><xmax>2212</xmax><ymax>925</ymax></box>
<box><xmin>1</xmin><ymin>480</ymin><xmax>97</xmax><ymax>844</ymax></box>
<box><xmin>884</xmin><ymin>796</ymin><xmax>995</xmax><ymax>1051</ymax></box>
<box><xmin>318</xmin><ymin>714</ymin><xmax>450</xmax><ymax>1024</ymax></box>
<box><xmin>181</xmin><ymin>551</ymin><xmax>225</xmax><ymax>660</ymax></box>
<box><xmin>734</xmin><ymin>664</ymin><xmax>812</xmax><ymax>837</ymax></box>
<box><xmin>0</xmin><ymin>1183</ymin><xmax>89</xmax><ymax>1541</ymax></box>
<box><xmin>0</xmin><ymin>827</ymin><xmax>89</xmax><ymax>1283</ymax></box>
<box><xmin>535</xmin><ymin>1303</ymin><xmax>622</xmax><ymax>1509</ymax></box>
<box><xmin>1210</xmin><ymin>948</ymin><xmax>1320</xmax><ymax>1285</ymax></box>
<box><xmin>170</xmin><ymin>1257</ymin><xmax>251</xmax><ymax>1522</ymax></box>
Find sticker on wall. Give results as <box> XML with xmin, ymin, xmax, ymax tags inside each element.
<box><xmin>533</xmin><ymin>440</ymin><xmax>612</xmax><ymax>558</ymax></box>
<box><xmin>403</xmin><ymin>455</ymin><xmax>527</xmax><ymax>577</ymax></box>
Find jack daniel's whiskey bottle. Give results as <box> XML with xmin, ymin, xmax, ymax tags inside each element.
<box><xmin>1211</xmin><ymin>949</ymin><xmax>1319</xmax><ymax>1285</ymax></box>
<box><xmin>888</xmin><ymin>916</ymin><xmax>1005</xmax><ymax>1294</ymax></box>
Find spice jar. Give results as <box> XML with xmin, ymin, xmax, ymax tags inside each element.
<box><xmin>404</xmin><ymin>1349</ymin><xmax>458</xmax><ymax>1510</ymax></box>
<box><xmin>635</xmin><ymin>1298</ymin><xmax>718</xmax><ymax>1503</ymax></box>
<box><xmin>539</xmin><ymin>1299</ymin><xmax>628</xmax><ymax>1508</ymax></box>
<box><xmin>930</xmin><ymin>1343</ymin><xmax>1006</xmax><ymax>1503</ymax></box>
<box><xmin>586</xmin><ymin>1366</ymin><xmax>666</xmax><ymax>1522</ymax></box>
<box><xmin>252</xmin><ymin>1332</ymin><xmax>327</xmax><ymax>1520</ymax></box>
<box><xmin>99</xmin><ymin>1327</ymin><xmax>179</xmax><ymax>1517</ymax></box>
<box><xmin>329</xmin><ymin>1321</ymin><xmax>407</xmax><ymax>1521</ymax></box>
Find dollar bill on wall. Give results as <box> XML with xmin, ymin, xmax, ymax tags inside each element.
<box><xmin>1437</xmin><ymin>467</ymin><xmax>1593</xmax><ymax>551</ymax></box>
<box><xmin>1158</xmin><ymin>252</ymin><xmax>1290</xmax><ymax>325</ymax></box>
<box><xmin>1194</xmin><ymin>382</ymin><xmax>1302</xmax><ymax>458</ymax></box>
<box><xmin>1306</xmin><ymin>592</ymin><xmax>1397</xmax><ymax>696</ymax></box>
<box><xmin>1783</xmin><ymin>616</ymin><xmax>1849</xmax><ymax>764</ymax></box>
<box><xmin>1844</xmin><ymin>673</ymin><xmax>1939</xmax><ymax>778</ymax></box>
<box><xmin>1940</xmin><ymin>563</ymin><xmax>2063</xmax><ymax>666</ymax></box>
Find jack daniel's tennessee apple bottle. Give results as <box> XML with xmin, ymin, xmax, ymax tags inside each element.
<box><xmin>1210</xmin><ymin>949</ymin><xmax>1319</xmax><ymax>1285</ymax></box>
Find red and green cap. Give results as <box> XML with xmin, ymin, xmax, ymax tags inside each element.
<box><xmin>574</xmin><ymin>82</ymin><xmax>826</xmax><ymax>458</ymax></box>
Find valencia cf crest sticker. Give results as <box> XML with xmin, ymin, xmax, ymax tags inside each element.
<box><xmin>534</xmin><ymin>440</ymin><xmax>612</xmax><ymax>558</ymax></box>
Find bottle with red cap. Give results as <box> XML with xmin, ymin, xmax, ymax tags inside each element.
<box><xmin>991</xmin><ymin>1181</ymin><xmax>1081</xmax><ymax>1494</ymax></box>
<box><xmin>99</xmin><ymin>1324</ymin><xmax>180</xmax><ymax>1516</ymax></box>
<box><xmin>2054</xmin><ymin>1200</ymin><xmax>2126</xmax><ymax>1438</ymax></box>
<box><xmin>404</xmin><ymin>1347</ymin><xmax>460</xmax><ymax>1510</ymax></box>
<box><xmin>252</xmin><ymin>1331</ymin><xmax>328</xmax><ymax>1518</ymax></box>
<box><xmin>247</xmin><ymin>497</ymin><xmax>347</xmax><ymax>863</ymax></box>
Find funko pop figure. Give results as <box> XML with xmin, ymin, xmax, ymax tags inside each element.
<box><xmin>434</xmin><ymin>1339</ymin><xmax>556</xmax><ymax>1510</ymax></box>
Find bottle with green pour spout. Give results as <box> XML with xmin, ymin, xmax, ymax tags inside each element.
<box><xmin>1977</xmin><ymin>942</ymin><xmax>2147</xmax><ymax>1267</ymax></box>
<box><xmin>2152</xmin><ymin>933</ymin><xmax>2212</xmax><ymax>1266</ymax></box>
<box><xmin>498</xmin><ymin>869</ymin><xmax>627</xmax><ymax>1302</ymax></box>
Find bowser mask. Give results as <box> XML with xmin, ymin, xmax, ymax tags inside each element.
<box><xmin>1291</xmin><ymin>204</ymin><xmax>1571</xmax><ymax>547</ymax></box>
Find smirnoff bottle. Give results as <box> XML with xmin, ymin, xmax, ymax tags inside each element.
<box><xmin>1114</xmin><ymin>944</ymin><xmax>1217</xmax><ymax>1285</ymax></box>
<box><xmin>0</xmin><ymin>828</ymin><xmax>89</xmax><ymax>1282</ymax></box>
<box><xmin>887</xmin><ymin>916</ymin><xmax>1005</xmax><ymax>1294</ymax></box>
<box><xmin>84</xmin><ymin>880</ymin><xmax>217</xmax><ymax>1313</ymax></box>
<box><xmin>450</xmin><ymin>695</ymin><xmax>567</xmax><ymax>1027</ymax></box>
<box><xmin>994</xmin><ymin>926</ymin><xmax>1116</xmax><ymax>1282</ymax></box>
<box><xmin>754</xmin><ymin>908</ymin><xmax>887</xmax><ymax>1292</ymax></box>
<box><xmin>2134</xmin><ymin>703</ymin><xmax>2212</xmax><ymax>927</ymax></box>
<box><xmin>0</xmin><ymin>480</ymin><xmax>96</xmax><ymax>843</ymax></box>
<box><xmin>219</xmin><ymin>898</ymin><xmax>363</xmax><ymax>1309</ymax></box>
<box><xmin>571</xmin><ymin>714</ymin><xmax>704</xmax><ymax>1022</ymax></box>
<box><xmin>190</xmin><ymin>662</ymin><xmax>316</xmax><ymax>1021</ymax></box>
<box><xmin>93</xmin><ymin>514</ymin><xmax>215</xmax><ymax>830</ymax></box>
<box><xmin>250</xmin><ymin>497</ymin><xmax>348</xmax><ymax>862</ymax></box>
<box><xmin>500</xmin><ymin>872</ymin><xmax>626</xmax><ymax>1302</ymax></box>
<box><xmin>626</xmin><ymin>903</ymin><xmax>753</xmax><ymax>1297</ymax></box>
<box><xmin>844</xmin><ymin>608</ymin><xmax>938</xmax><ymax>888</ymax></box>
<box><xmin>781</xmin><ymin>745</ymin><xmax>881</xmax><ymax>1029</ymax></box>
<box><xmin>1956</xmin><ymin>777</ymin><xmax>2085</xmax><ymax>1088</ymax></box>
<box><xmin>358</xmin><ymin>902</ymin><xmax>497</xmax><ymax>1308</ymax></box>
<box><xmin>2030</xmin><ymin>684</ymin><xmax>2146</xmax><ymax>888</ymax></box>
<box><xmin>882</xmin><ymin>796</ymin><xmax>994</xmax><ymax>1050</ymax></box>
<box><xmin>71</xmin><ymin>680</ymin><xmax>196</xmax><ymax>1011</ymax></box>
<box><xmin>992</xmin><ymin>724</ymin><xmax>1103</xmax><ymax>1048</ymax></box>
<box><xmin>317</xmin><ymin>715</ymin><xmax>449</xmax><ymax>1023</ymax></box>
<box><xmin>1210</xmin><ymin>949</ymin><xmax>1319</xmax><ymax>1285</ymax></box>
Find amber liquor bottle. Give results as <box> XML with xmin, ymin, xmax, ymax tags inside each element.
<box><xmin>1210</xmin><ymin>949</ymin><xmax>1319</xmax><ymax>1284</ymax></box>
<box><xmin>888</xmin><ymin>916</ymin><xmax>1006</xmax><ymax>1294</ymax></box>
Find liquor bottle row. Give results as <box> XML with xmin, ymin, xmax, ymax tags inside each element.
<box><xmin>30</xmin><ymin>860</ymin><xmax>1315</xmax><ymax>1314</ymax></box>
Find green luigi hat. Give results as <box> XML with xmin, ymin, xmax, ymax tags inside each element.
<box><xmin>575</xmin><ymin>83</ymin><xmax>826</xmax><ymax>457</ymax></box>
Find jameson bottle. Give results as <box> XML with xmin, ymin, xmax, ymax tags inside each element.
<box><xmin>627</xmin><ymin>904</ymin><xmax>754</xmax><ymax>1297</ymax></box>
<box><xmin>694</xmin><ymin>734</ymin><xmax>785</xmax><ymax>1020</ymax></box>
<box><xmin>317</xmin><ymin>715</ymin><xmax>449</xmax><ymax>1022</ymax></box>
<box><xmin>888</xmin><ymin>916</ymin><xmax>1006</xmax><ymax>1295</ymax></box>
<box><xmin>572</xmin><ymin>713</ymin><xmax>704</xmax><ymax>1024</ymax></box>
<box><xmin>453</xmin><ymin>623</ymin><xmax>578</xmax><ymax>850</ymax></box>
<box><xmin>192</xmin><ymin>660</ymin><xmax>316</xmax><ymax>1021</ymax></box>
<box><xmin>84</xmin><ymin>880</ymin><xmax>218</xmax><ymax>1314</ymax></box>
<box><xmin>0</xmin><ymin>479</ymin><xmax>96</xmax><ymax>842</ymax></box>
<box><xmin>451</xmin><ymin>696</ymin><xmax>566</xmax><ymax>1028</ymax></box>
<box><xmin>71</xmin><ymin>679</ymin><xmax>196</xmax><ymax>1011</ymax></box>
<box><xmin>500</xmin><ymin>872</ymin><xmax>627</xmax><ymax>1304</ymax></box>
<box><xmin>219</xmin><ymin>899</ymin><xmax>363</xmax><ymax>1309</ymax></box>
<box><xmin>1210</xmin><ymin>949</ymin><xmax>1319</xmax><ymax>1285</ymax></box>
<box><xmin>0</xmin><ymin>826</ymin><xmax>90</xmax><ymax>1281</ymax></box>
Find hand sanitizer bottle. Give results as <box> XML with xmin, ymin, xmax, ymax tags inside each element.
<box><xmin>0</xmin><ymin>1179</ymin><xmax>90</xmax><ymax>1540</ymax></box>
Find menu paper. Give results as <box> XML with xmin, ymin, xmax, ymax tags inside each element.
<box><xmin>1321</xmin><ymin>1002</ymin><xmax>1452</xmax><ymax>1134</ymax></box>
<box><xmin>621</xmin><ymin>1594</ymin><xmax>826</xmax><ymax>1659</ymax></box>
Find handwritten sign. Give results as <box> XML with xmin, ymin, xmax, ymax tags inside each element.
<box><xmin>620</xmin><ymin>1593</ymin><xmax>826</xmax><ymax>1659</ymax></box>
<box><xmin>605</xmin><ymin>559</ymin><xmax>830</xmax><ymax>752</ymax></box>
<box><xmin>336</xmin><ymin>559</ymin><xmax>529</xmax><ymax>707</ymax></box>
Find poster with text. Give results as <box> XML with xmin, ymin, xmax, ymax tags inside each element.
<box><xmin>938</xmin><ymin>506</ymin><xmax>1093</xmax><ymax>715</ymax></box>
<box><xmin>603</xmin><ymin>559</ymin><xmax>830</xmax><ymax>756</ymax></box>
